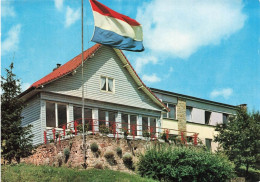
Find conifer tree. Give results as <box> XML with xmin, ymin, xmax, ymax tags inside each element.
<box><xmin>1</xmin><ymin>62</ymin><xmax>33</xmax><ymax>163</ymax></box>
<box><xmin>214</xmin><ymin>108</ymin><xmax>260</xmax><ymax>176</ymax></box>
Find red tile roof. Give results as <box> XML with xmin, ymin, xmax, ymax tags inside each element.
<box><xmin>30</xmin><ymin>44</ymin><xmax>101</xmax><ymax>88</ymax></box>
<box><xmin>26</xmin><ymin>43</ymin><xmax>168</xmax><ymax>111</ymax></box>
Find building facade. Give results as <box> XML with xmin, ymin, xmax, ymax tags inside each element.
<box><xmin>20</xmin><ymin>44</ymin><xmax>238</xmax><ymax>151</ymax></box>
<box><xmin>151</xmin><ymin>88</ymin><xmax>237</xmax><ymax>151</ymax></box>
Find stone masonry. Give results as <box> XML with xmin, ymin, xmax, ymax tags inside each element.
<box><xmin>177</xmin><ymin>98</ymin><xmax>187</xmax><ymax>135</ymax></box>
<box><xmin>21</xmin><ymin>134</ymin><xmax>158</xmax><ymax>173</ymax></box>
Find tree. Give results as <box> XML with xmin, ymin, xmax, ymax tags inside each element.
<box><xmin>1</xmin><ymin>62</ymin><xmax>34</xmax><ymax>164</ymax></box>
<box><xmin>214</xmin><ymin>108</ymin><xmax>260</xmax><ymax>176</ymax></box>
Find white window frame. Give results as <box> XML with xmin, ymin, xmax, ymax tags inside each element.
<box><xmin>186</xmin><ymin>107</ymin><xmax>192</xmax><ymax>122</ymax></box>
<box><xmin>163</xmin><ymin>102</ymin><xmax>176</xmax><ymax>119</ymax></box>
<box><xmin>100</xmin><ymin>76</ymin><xmax>115</xmax><ymax>93</ymax></box>
<box><xmin>46</xmin><ymin>101</ymin><xmax>69</xmax><ymax>129</ymax></box>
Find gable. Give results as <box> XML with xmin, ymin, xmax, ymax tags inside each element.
<box><xmin>42</xmin><ymin>46</ymin><xmax>162</xmax><ymax>111</ymax></box>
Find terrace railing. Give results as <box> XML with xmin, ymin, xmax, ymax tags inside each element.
<box><xmin>44</xmin><ymin>118</ymin><xmax>199</xmax><ymax>146</ymax></box>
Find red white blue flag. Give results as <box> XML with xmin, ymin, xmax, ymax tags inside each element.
<box><xmin>90</xmin><ymin>0</ymin><xmax>144</xmax><ymax>52</ymax></box>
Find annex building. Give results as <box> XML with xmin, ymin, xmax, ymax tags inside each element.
<box><xmin>20</xmin><ymin>44</ymin><xmax>238</xmax><ymax>151</ymax></box>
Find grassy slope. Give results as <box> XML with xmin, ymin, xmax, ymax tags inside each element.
<box><xmin>1</xmin><ymin>164</ymin><xmax>156</xmax><ymax>182</ymax></box>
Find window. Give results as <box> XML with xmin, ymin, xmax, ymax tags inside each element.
<box><xmin>130</xmin><ymin>115</ymin><xmax>137</xmax><ymax>136</ymax></box>
<box><xmin>98</xmin><ymin>110</ymin><xmax>106</xmax><ymax>127</ymax></box>
<box><xmin>46</xmin><ymin>102</ymin><xmax>55</xmax><ymax>128</ymax></box>
<box><xmin>205</xmin><ymin>111</ymin><xmax>211</xmax><ymax>125</ymax></box>
<box><xmin>121</xmin><ymin>113</ymin><xmax>128</xmax><ymax>131</ymax></box>
<box><xmin>46</xmin><ymin>102</ymin><xmax>68</xmax><ymax>128</ymax></box>
<box><xmin>73</xmin><ymin>106</ymin><xmax>92</xmax><ymax>130</ymax></box>
<box><xmin>58</xmin><ymin>104</ymin><xmax>67</xmax><ymax>128</ymax></box>
<box><xmin>186</xmin><ymin>107</ymin><xmax>192</xmax><ymax>121</ymax></box>
<box><xmin>163</xmin><ymin>102</ymin><xmax>176</xmax><ymax>119</ymax></box>
<box><xmin>223</xmin><ymin>113</ymin><xmax>229</xmax><ymax>124</ymax></box>
<box><xmin>205</xmin><ymin>138</ymin><xmax>212</xmax><ymax>150</ymax></box>
<box><xmin>150</xmin><ymin>117</ymin><xmax>156</xmax><ymax>136</ymax></box>
<box><xmin>100</xmin><ymin>76</ymin><xmax>114</xmax><ymax>92</ymax></box>
<box><xmin>109</xmin><ymin>111</ymin><xmax>116</xmax><ymax>133</ymax></box>
<box><xmin>142</xmin><ymin>116</ymin><xmax>148</xmax><ymax>132</ymax></box>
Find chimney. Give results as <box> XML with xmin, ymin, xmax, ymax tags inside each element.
<box><xmin>53</xmin><ymin>63</ymin><xmax>61</xmax><ymax>71</ymax></box>
<box><xmin>237</xmin><ymin>104</ymin><xmax>247</xmax><ymax>111</ymax></box>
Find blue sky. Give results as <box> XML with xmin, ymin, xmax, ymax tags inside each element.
<box><xmin>1</xmin><ymin>0</ymin><xmax>259</xmax><ymax>111</ymax></box>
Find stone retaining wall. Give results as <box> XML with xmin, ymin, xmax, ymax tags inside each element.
<box><xmin>21</xmin><ymin>134</ymin><xmax>156</xmax><ymax>173</ymax></box>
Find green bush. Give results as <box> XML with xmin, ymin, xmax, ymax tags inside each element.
<box><xmin>99</xmin><ymin>124</ymin><xmax>109</xmax><ymax>134</ymax></box>
<box><xmin>142</xmin><ymin>130</ymin><xmax>150</xmax><ymax>137</ymax></box>
<box><xmin>138</xmin><ymin>144</ymin><xmax>235</xmax><ymax>182</ymax></box>
<box><xmin>104</xmin><ymin>150</ymin><xmax>116</xmax><ymax>165</ymax></box>
<box><xmin>236</xmin><ymin>167</ymin><xmax>260</xmax><ymax>181</ymax></box>
<box><xmin>63</xmin><ymin>148</ymin><xmax>70</xmax><ymax>163</ymax></box>
<box><xmin>76</xmin><ymin>124</ymin><xmax>89</xmax><ymax>133</ymax></box>
<box><xmin>123</xmin><ymin>152</ymin><xmax>133</xmax><ymax>169</ymax></box>
<box><xmin>90</xmin><ymin>143</ymin><xmax>99</xmax><ymax>153</ymax></box>
<box><xmin>104</xmin><ymin>150</ymin><xmax>114</xmax><ymax>159</ymax></box>
<box><xmin>116</xmin><ymin>147</ymin><xmax>122</xmax><ymax>157</ymax></box>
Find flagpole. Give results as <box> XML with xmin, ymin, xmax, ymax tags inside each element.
<box><xmin>81</xmin><ymin>0</ymin><xmax>87</xmax><ymax>169</ymax></box>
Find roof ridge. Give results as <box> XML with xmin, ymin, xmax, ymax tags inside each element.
<box><xmin>30</xmin><ymin>44</ymin><xmax>101</xmax><ymax>89</ymax></box>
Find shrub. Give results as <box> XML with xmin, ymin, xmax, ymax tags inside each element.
<box><xmin>123</xmin><ymin>152</ymin><xmax>133</xmax><ymax>169</ymax></box>
<box><xmin>122</xmin><ymin>128</ymin><xmax>128</xmax><ymax>139</ymax></box>
<box><xmin>116</xmin><ymin>147</ymin><xmax>122</xmax><ymax>157</ymax></box>
<box><xmin>99</xmin><ymin>124</ymin><xmax>109</xmax><ymax>134</ymax></box>
<box><xmin>76</xmin><ymin>124</ymin><xmax>89</xmax><ymax>133</ymax></box>
<box><xmin>90</xmin><ymin>143</ymin><xmax>99</xmax><ymax>153</ymax></box>
<box><xmin>160</xmin><ymin>131</ymin><xmax>168</xmax><ymax>142</ymax></box>
<box><xmin>237</xmin><ymin>167</ymin><xmax>260</xmax><ymax>181</ymax></box>
<box><xmin>94</xmin><ymin>161</ymin><xmax>103</xmax><ymax>169</ymax></box>
<box><xmin>142</xmin><ymin>130</ymin><xmax>150</xmax><ymax>137</ymax></box>
<box><xmin>104</xmin><ymin>150</ymin><xmax>114</xmax><ymax>159</ymax></box>
<box><xmin>138</xmin><ymin>144</ymin><xmax>235</xmax><ymax>182</ymax></box>
<box><xmin>63</xmin><ymin>148</ymin><xmax>70</xmax><ymax>163</ymax></box>
<box><xmin>104</xmin><ymin>150</ymin><xmax>116</xmax><ymax>165</ymax></box>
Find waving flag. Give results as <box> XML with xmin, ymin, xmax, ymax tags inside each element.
<box><xmin>90</xmin><ymin>0</ymin><xmax>144</xmax><ymax>52</ymax></box>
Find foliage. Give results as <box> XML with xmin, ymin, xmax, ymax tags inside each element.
<box><xmin>90</xmin><ymin>142</ymin><xmax>99</xmax><ymax>153</ymax></box>
<box><xmin>104</xmin><ymin>150</ymin><xmax>116</xmax><ymax>165</ymax></box>
<box><xmin>1</xmin><ymin>63</ymin><xmax>34</xmax><ymax>164</ymax></box>
<box><xmin>55</xmin><ymin>133</ymin><xmax>59</xmax><ymax>141</ymax></box>
<box><xmin>104</xmin><ymin>150</ymin><xmax>115</xmax><ymax>159</ymax></box>
<box><xmin>160</xmin><ymin>131</ymin><xmax>168</xmax><ymax>142</ymax></box>
<box><xmin>236</xmin><ymin>166</ymin><xmax>260</xmax><ymax>181</ymax></box>
<box><xmin>214</xmin><ymin>108</ymin><xmax>260</xmax><ymax>176</ymax></box>
<box><xmin>94</xmin><ymin>161</ymin><xmax>103</xmax><ymax>169</ymax></box>
<box><xmin>122</xmin><ymin>127</ymin><xmax>129</xmax><ymax>139</ymax></box>
<box><xmin>138</xmin><ymin>144</ymin><xmax>235</xmax><ymax>182</ymax></box>
<box><xmin>142</xmin><ymin>130</ymin><xmax>150</xmax><ymax>137</ymax></box>
<box><xmin>63</xmin><ymin>148</ymin><xmax>70</xmax><ymax>163</ymax></box>
<box><xmin>116</xmin><ymin>147</ymin><xmax>122</xmax><ymax>157</ymax></box>
<box><xmin>99</xmin><ymin>124</ymin><xmax>109</xmax><ymax>134</ymax></box>
<box><xmin>123</xmin><ymin>152</ymin><xmax>134</xmax><ymax>169</ymax></box>
<box><xmin>76</xmin><ymin>123</ymin><xmax>89</xmax><ymax>133</ymax></box>
<box><xmin>1</xmin><ymin>164</ymin><xmax>156</xmax><ymax>182</ymax></box>
<box><xmin>49</xmin><ymin>139</ymin><xmax>54</xmax><ymax>143</ymax></box>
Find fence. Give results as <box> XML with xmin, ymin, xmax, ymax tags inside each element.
<box><xmin>44</xmin><ymin>118</ymin><xmax>199</xmax><ymax>146</ymax></box>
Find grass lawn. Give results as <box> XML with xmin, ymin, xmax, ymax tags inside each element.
<box><xmin>1</xmin><ymin>164</ymin><xmax>157</xmax><ymax>182</ymax></box>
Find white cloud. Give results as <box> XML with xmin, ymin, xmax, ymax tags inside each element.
<box><xmin>137</xmin><ymin>0</ymin><xmax>247</xmax><ymax>59</ymax></box>
<box><xmin>210</xmin><ymin>88</ymin><xmax>233</xmax><ymax>99</ymax></box>
<box><xmin>164</xmin><ymin>66</ymin><xmax>174</xmax><ymax>79</ymax></box>
<box><xmin>21</xmin><ymin>82</ymin><xmax>31</xmax><ymax>92</ymax></box>
<box><xmin>142</xmin><ymin>74</ymin><xmax>161</xmax><ymax>83</ymax></box>
<box><xmin>135</xmin><ymin>55</ymin><xmax>158</xmax><ymax>73</ymax></box>
<box><xmin>2</xmin><ymin>2</ymin><xmax>15</xmax><ymax>17</ymax></box>
<box><xmin>65</xmin><ymin>6</ymin><xmax>80</xmax><ymax>27</ymax></box>
<box><xmin>2</xmin><ymin>24</ymin><xmax>22</xmax><ymax>55</ymax></box>
<box><xmin>54</xmin><ymin>0</ymin><xmax>64</xmax><ymax>11</ymax></box>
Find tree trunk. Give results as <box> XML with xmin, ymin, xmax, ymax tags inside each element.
<box><xmin>246</xmin><ymin>163</ymin><xmax>249</xmax><ymax>178</ymax></box>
